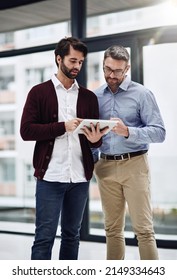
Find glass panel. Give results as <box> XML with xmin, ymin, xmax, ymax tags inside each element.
<box><xmin>143</xmin><ymin>43</ymin><xmax>177</xmax><ymax>239</ymax></box>
<box><xmin>87</xmin><ymin>2</ymin><xmax>177</xmax><ymax>37</ymax></box>
<box><xmin>0</xmin><ymin>158</ymin><xmax>15</xmax><ymax>196</ymax></box>
<box><xmin>0</xmin><ymin>32</ymin><xmax>14</xmax><ymax>51</ymax></box>
<box><xmin>0</xmin><ymin>51</ymin><xmax>56</xmax><ymax>226</ymax></box>
<box><xmin>0</xmin><ymin>112</ymin><xmax>15</xmax><ymax>151</ymax></box>
<box><xmin>87</xmin><ymin>51</ymin><xmax>105</xmax><ymax>90</ymax></box>
<box><xmin>87</xmin><ymin>45</ymin><xmax>177</xmax><ymax>241</ymax></box>
<box><xmin>0</xmin><ymin>64</ymin><xmax>15</xmax><ymax>104</ymax></box>
<box><xmin>0</xmin><ymin>21</ymin><xmax>70</xmax><ymax>52</ymax></box>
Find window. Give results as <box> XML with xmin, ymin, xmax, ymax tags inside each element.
<box><xmin>24</xmin><ymin>163</ymin><xmax>35</xmax><ymax>198</ymax></box>
<box><xmin>87</xmin><ymin>51</ymin><xmax>105</xmax><ymax>90</ymax></box>
<box><xmin>87</xmin><ymin>2</ymin><xmax>177</xmax><ymax>37</ymax></box>
<box><xmin>0</xmin><ymin>32</ymin><xmax>14</xmax><ymax>51</ymax></box>
<box><xmin>0</xmin><ymin>112</ymin><xmax>15</xmax><ymax>151</ymax></box>
<box><xmin>143</xmin><ymin>42</ymin><xmax>177</xmax><ymax>239</ymax></box>
<box><xmin>85</xmin><ymin>37</ymin><xmax>177</xmax><ymax>246</ymax></box>
<box><xmin>26</xmin><ymin>66</ymin><xmax>53</xmax><ymax>87</ymax></box>
<box><xmin>0</xmin><ymin>65</ymin><xmax>15</xmax><ymax>104</ymax></box>
<box><xmin>0</xmin><ymin>158</ymin><xmax>15</xmax><ymax>196</ymax></box>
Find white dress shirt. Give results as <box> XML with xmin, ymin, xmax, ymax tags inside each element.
<box><xmin>43</xmin><ymin>74</ymin><xmax>87</xmax><ymax>183</ymax></box>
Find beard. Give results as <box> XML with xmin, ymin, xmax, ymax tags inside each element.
<box><xmin>105</xmin><ymin>76</ymin><xmax>125</xmax><ymax>93</ymax></box>
<box><xmin>106</xmin><ymin>77</ymin><xmax>123</xmax><ymax>87</ymax></box>
<box><xmin>60</xmin><ymin>61</ymin><xmax>79</xmax><ymax>79</ymax></box>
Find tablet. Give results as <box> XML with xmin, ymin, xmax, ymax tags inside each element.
<box><xmin>74</xmin><ymin>119</ymin><xmax>117</xmax><ymax>134</ymax></box>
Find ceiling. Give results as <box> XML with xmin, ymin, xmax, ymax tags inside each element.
<box><xmin>0</xmin><ymin>0</ymin><xmax>167</xmax><ymax>33</ymax></box>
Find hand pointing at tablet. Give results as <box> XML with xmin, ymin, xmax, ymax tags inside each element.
<box><xmin>65</xmin><ymin>118</ymin><xmax>83</xmax><ymax>132</ymax></box>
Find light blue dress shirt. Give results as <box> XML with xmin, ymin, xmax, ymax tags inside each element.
<box><xmin>93</xmin><ymin>75</ymin><xmax>166</xmax><ymax>159</ymax></box>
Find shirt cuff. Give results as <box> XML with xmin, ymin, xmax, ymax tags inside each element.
<box><xmin>125</xmin><ymin>127</ymin><xmax>137</xmax><ymax>142</ymax></box>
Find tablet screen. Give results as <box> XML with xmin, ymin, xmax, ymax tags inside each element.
<box><xmin>74</xmin><ymin>119</ymin><xmax>117</xmax><ymax>134</ymax></box>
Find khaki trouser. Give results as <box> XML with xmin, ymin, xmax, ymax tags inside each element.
<box><xmin>94</xmin><ymin>153</ymin><xmax>159</xmax><ymax>260</ymax></box>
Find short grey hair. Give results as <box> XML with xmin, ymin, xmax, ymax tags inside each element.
<box><xmin>104</xmin><ymin>45</ymin><xmax>129</xmax><ymax>63</ymax></box>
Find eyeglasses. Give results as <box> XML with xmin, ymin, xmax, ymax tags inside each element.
<box><xmin>103</xmin><ymin>65</ymin><xmax>127</xmax><ymax>77</ymax></box>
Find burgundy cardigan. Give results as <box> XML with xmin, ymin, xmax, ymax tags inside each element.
<box><xmin>20</xmin><ymin>80</ymin><xmax>102</xmax><ymax>181</ymax></box>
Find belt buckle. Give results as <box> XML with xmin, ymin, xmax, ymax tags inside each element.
<box><xmin>120</xmin><ymin>153</ymin><xmax>130</xmax><ymax>160</ymax></box>
<box><xmin>113</xmin><ymin>154</ymin><xmax>124</xmax><ymax>160</ymax></box>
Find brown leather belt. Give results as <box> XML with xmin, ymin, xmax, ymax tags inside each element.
<box><xmin>100</xmin><ymin>150</ymin><xmax>147</xmax><ymax>161</ymax></box>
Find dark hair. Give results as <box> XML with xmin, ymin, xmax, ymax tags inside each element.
<box><xmin>104</xmin><ymin>45</ymin><xmax>129</xmax><ymax>63</ymax></box>
<box><xmin>54</xmin><ymin>37</ymin><xmax>88</xmax><ymax>66</ymax></box>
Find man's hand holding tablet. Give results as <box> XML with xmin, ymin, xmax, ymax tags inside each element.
<box><xmin>74</xmin><ymin>119</ymin><xmax>118</xmax><ymax>134</ymax></box>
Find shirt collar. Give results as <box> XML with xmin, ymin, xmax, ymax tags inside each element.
<box><xmin>119</xmin><ymin>75</ymin><xmax>131</xmax><ymax>91</ymax></box>
<box><xmin>51</xmin><ymin>74</ymin><xmax>79</xmax><ymax>90</ymax></box>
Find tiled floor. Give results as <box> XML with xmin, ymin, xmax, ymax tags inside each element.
<box><xmin>0</xmin><ymin>232</ymin><xmax>177</xmax><ymax>260</ymax></box>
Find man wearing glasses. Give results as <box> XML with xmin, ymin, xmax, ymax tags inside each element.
<box><xmin>93</xmin><ymin>45</ymin><xmax>166</xmax><ymax>260</ymax></box>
